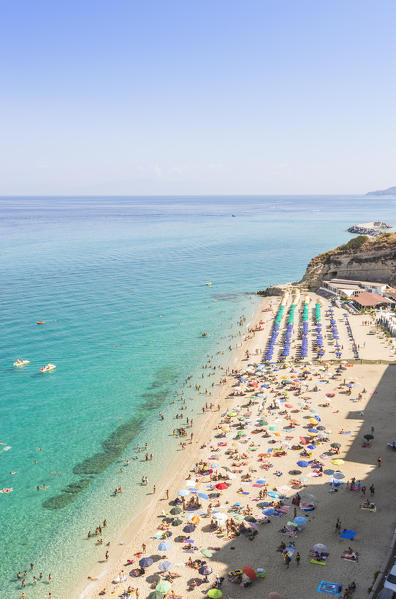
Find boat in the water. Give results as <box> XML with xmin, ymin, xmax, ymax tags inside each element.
<box><xmin>13</xmin><ymin>359</ymin><xmax>30</xmax><ymax>367</ymax></box>
<box><xmin>205</xmin><ymin>282</ymin><xmax>212</xmax><ymax>286</ymax></box>
<box><xmin>40</xmin><ymin>363</ymin><xmax>56</xmax><ymax>373</ymax></box>
<box><xmin>36</xmin><ymin>321</ymin><xmax>45</xmax><ymax>325</ymax></box>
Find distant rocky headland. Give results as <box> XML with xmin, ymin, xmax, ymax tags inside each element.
<box><xmin>347</xmin><ymin>221</ymin><xmax>392</xmax><ymax>236</ymax></box>
<box><xmin>366</xmin><ymin>185</ymin><xmax>396</xmax><ymax>196</ymax></box>
<box><xmin>258</xmin><ymin>232</ymin><xmax>396</xmax><ymax>295</ymax></box>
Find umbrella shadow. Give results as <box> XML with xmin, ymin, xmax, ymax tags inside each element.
<box><xmin>146</xmin><ymin>574</ymin><xmax>161</xmax><ymax>584</ymax></box>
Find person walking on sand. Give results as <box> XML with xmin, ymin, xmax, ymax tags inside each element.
<box><xmin>377</xmin><ymin>456</ymin><xmax>382</xmax><ymax>467</ymax></box>
<box><xmin>370</xmin><ymin>484</ymin><xmax>375</xmax><ymax>496</ymax></box>
<box><xmin>296</xmin><ymin>552</ymin><xmax>301</xmax><ymax>566</ymax></box>
<box><xmin>153</xmin><ymin>484</ymin><xmax>156</xmax><ymax>494</ymax></box>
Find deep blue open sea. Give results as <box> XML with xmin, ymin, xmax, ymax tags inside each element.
<box><xmin>1</xmin><ymin>195</ymin><xmax>395</xmax><ymax>597</ymax></box>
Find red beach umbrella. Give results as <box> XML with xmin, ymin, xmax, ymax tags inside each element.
<box><xmin>243</xmin><ymin>566</ymin><xmax>256</xmax><ymax>580</ymax></box>
<box><xmin>215</xmin><ymin>483</ymin><xmax>228</xmax><ymax>490</ymax></box>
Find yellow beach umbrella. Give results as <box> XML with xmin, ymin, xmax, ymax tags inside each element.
<box><xmin>332</xmin><ymin>458</ymin><xmax>344</xmax><ymax>466</ymax></box>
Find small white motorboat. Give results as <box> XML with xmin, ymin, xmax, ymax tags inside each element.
<box><xmin>40</xmin><ymin>363</ymin><xmax>56</xmax><ymax>373</ymax></box>
<box><xmin>13</xmin><ymin>359</ymin><xmax>30</xmax><ymax>368</ymax></box>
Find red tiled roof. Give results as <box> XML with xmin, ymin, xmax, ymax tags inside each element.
<box><xmin>354</xmin><ymin>292</ymin><xmax>394</xmax><ymax>307</ymax></box>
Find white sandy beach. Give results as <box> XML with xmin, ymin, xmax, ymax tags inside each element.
<box><xmin>75</xmin><ymin>294</ymin><xmax>396</xmax><ymax>599</ymax></box>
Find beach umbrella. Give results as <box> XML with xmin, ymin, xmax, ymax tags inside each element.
<box><xmin>214</xmin><ymin>512</ymin><xmax>227</xmax><ymax>521</ymax></box>
<box><xmin>158</xmin><ymin>561</ymin><xmax>172</xmax><ymax>572</ymax></box>
<box><xmin>147</xmin><ymin>592</ymin><xmax>163</xmax><ymax>599</ymax></box>
<box><xmin>139</xmin><ymin>557</ymin><xmax>153</xmax><ymax>568</ymax></box>
<box><xmin>268</xmin><ymin>491</ymin><xmax>279</xmax><ymax>498</ymax></box>
<box><xmin>189</xmin><ymin>515</ymin><xmax>201</xmax><ymax>524</ymax></box>
<box><xmin>170</xmin><ymin>507</ymin><xmax>182</xmax><ymax>515</ymax></box>
<box><xmin>297</xmin><ymin>460</ymin><xmax>309</xmax><ymax>468</ymax></box>
<box><xmin>197</xmin><ymin>492</ymin><xmax>209</xmax><ymax>500</ymax></box>
<box><xmin>156</xmin><ymin>581</ymin><xmax>171</xmax><ymax>594</ymax></box>
<box><xmin>199</xmin><ymin>566</ymin><xmax>213</xmax><ymax>575</ymax></box>
<box><xmin>330</xmin><ymin>443</ymin><xmax>341</xmax><ymax>449</ymax></box>
<box><xmin>324</xmin><ymin>469</ymin><xmax>334</xmax><ymax>475</ymax></box>
<box><xmin>158</xmin><ymin>541</ymin><xmax>172</xmax><ymax>551</ymax></box>
<box><xmin>201</xmin><ymin>549</ymin><xmax>213</xmax><ymax>558</ymax></box>
<box><xmin>243</xmin><ymin>566</ymin><xmax>256</xmax><ymax>580</ymax></box>
<box><xmin>215</xmin><ymin>483</ymin><xmax>228</xmax><ymax>490</ymax></box>
<box><xmin>287</xmin><ymin>521</ymin><xmax>298</xmax><ymax>527</ymax></box>
<box><xmin>183</xmin><ymin>524</ymin><xmax>195</xmax><ymax>533</ymax></box>
<box><xmin>333</xmin><ymin>471</ymin><xmax>345</xmax><ymax>480</ymax></box>
<box><xmin>269</xmin><ymin>426</ymin><xmax>276</xmax><ymax>431</ymax></box>
<box><xmin>313</xmin><ymin>543</ymin><xmax>328</xmax><ymax>552</ymax></box>
<box><xmin>294</xmin><ymin>516</ymin><xmax>307</xmax><ymax>526</ymax></box>
<box><xmin>263</xmin><ymin>507</ymin><xmax>277</xmax><ymax>515</ymax></box>
<box><xmin>364</xmin><ymin>434</ymin><xmax>374</xmax><ymax>440</ymax></box>
<box><xmin>172</xmin><ymin>518</ymin><xmax>183</xmax><ymax>526</ymax></box>
<box><xmin>332</xmin><ymin>458</ymin><xmax>344</xmax><ymax>465</ymax></box>
<box><xmin>245</xmin><ymin>515</ymin><xmax>257</xmax><ymax>522</ymax></box>
<box><xmin>178</xmin><ymin>489</ymin><xmax>189</xmax><ymax>497</ymax></box>
<box><xmin>207</xmin><ymin>590</ymin><xmax>222</xmax><ymax>599</ymax></box>
<box><xmin>259</xmin><ymin>420</ymin><xmax>268</xmax><ymax>426</ymax></box>
<box><xmin>185</xmin><ymin>479</ymin><xmax>197</xmax><ymax>487</ymax></box>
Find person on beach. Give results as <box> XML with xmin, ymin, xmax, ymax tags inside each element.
<box><xmin>377</xmin><ymin>456</ymin><xmax>382</xmax><ymax>467</ymax></box>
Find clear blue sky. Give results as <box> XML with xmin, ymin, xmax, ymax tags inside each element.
<box><xmin>1</xmin><ymin>0</ymin><xmax>395</xmax><ymax>195</ymax></box>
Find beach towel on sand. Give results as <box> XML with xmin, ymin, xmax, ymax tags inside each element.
<box><xmin>317</xmin><ymin>581</ymin><xmax>342</xmax><ymax>596</ymax></box>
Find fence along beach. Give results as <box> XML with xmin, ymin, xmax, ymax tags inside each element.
<box><xmin>70</xmin><ymin>292</ymin><xmax>396</xmax><ymax>599</ymax></box>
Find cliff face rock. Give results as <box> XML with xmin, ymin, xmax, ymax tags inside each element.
<box><xmin>300</xmin><ymin>233</ymin><xmax>396</xmax><ymax>288</ymax></box>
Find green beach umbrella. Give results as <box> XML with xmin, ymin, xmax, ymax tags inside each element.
<box><xmin>259</xmin><ymin>420</ymin><xmax>268</xmax><ymax>426</ymax></box>
<box><xmin>156</xmin><ymin>581</ymin><xmax>172</xmax><ymax>594</ymax></box>
<box><xmin>201</xmin><ymin>549</ymin><xmax>213</xmax><ymax>558</ymax></box>
<box><xmin>148</xmin><ymin>593</ymin><xmax>164</xmax><ymax>599</ymax></box>
<box><xmin>269</xmin><ymin>426</ymin><xmax>276</xmax><ymax>431</ymax></box>
<box><xmin>172</xmin><ymin>518</ymin><xmax>183</xmax><ymax>526</ymax></box>
<box><xmin>170</xmin><ymin>507</ymin><xmax>182</xmax><ymax>515</ymax></box>
<box><xmin>207</xmin><ymin>590</ymin><xmax>223</xmax><ymax>598</ymax></box>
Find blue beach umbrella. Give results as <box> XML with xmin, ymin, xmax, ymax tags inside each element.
<box><xmin>297</xmin><ymin>460</ymin><xmax>309</xmax><ymax>467</ymax></box>
<box><xmin>158</xmin><ymin>561</ymin><xmax>172</xmax><ymax>572</ymax></box>
<box><xmin>178</xmin><ymin>489</ymin><xmax>189</xmax><ymax>497</ymax></box>
<box><xmin>158</xmin><ymin>541</ymin><xmax>171</xmax><ymax>551</ymax></box>
<box><xmin>139</xmin><ymin>557</ymin><xmax>153</xmax><ymax>568</ymax></box>
<box><xmin>183</xmin><ymin>524</ymin><xmax>195</xmax><ymax>533</ymax></box>
<box><xmin>294</xmin><ymin>516</ymin><xmax>307</xmax><ymax>526</ymax></box>
<box><xmin>197</xmin><ymin>492</ymin><xmax>209</xmax><ymax>500</ymax></box>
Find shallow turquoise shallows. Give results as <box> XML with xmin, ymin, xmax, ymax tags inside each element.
<box><xmin>1</xmin><ymin>195</ymin><xmax>395</xmax><ymax>597</ymax></box>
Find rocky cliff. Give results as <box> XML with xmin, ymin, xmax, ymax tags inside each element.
<box><xmin>300</xmin><ymin>233</ymin><xmax>396</xmax><ymax>288</ymax></box>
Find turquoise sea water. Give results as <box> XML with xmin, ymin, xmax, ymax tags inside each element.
<box><xmin>1</xmin><ymin>195</ymin><xmax>395</xmax><ymax>597</ymax></box>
